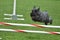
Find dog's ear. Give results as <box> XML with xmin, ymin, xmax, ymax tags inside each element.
<box><xmin>37</xmin><ymin>7</ymin><xmax>40</xmax><ymax>11</ymax></box>
<box><xmin>33</xmin><ymin>6</ymin><xmax>36</xmax><ymax>8</ymax></box>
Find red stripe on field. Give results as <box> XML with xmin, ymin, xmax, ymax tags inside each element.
<box><xmin>0</xmin><ymin>22</ymin><xmax>12</xmax><ymax>26</ymax></box>
<box><xmin>31</xmin><ymin>24</ymin><xmax>44</xmax><ymax>28</ymax></box>
<box><xmin>4</xmin><ymin>24</ymin><xmax>12</xmax><ymax>26</ymax></box>
<box><xmin>49</xmin><ymin>32</ymin><xmax>58</xmax><ymax>34</ymax></box>
<box><xmin>0</xmin><ymin>22</ymin><xmax>5</xmax><ymax>24</ymax></box>
<box><xmin>16</xmin><ymin>30</ymin><xmax>25</xmax><ymax>32</ymax></box>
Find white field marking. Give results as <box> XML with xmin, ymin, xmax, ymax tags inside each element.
<box><xmin>0</xmin><ymin>29</ymin><xmax>60</xmax><ymax>34</ymax></box>
<box><xmin>3</xmin><ymin>22</ymin><xmax>60</xmax><ymax>28</ymax></box>
<box><xmin>4</xmin><ymin>14</ymin><xmax>23</xmax><ymax>17</ymax></box>
<box><xmin>4</xmin><ymin>18</ymin><xmax>24</xmax><ymax>20</ymax></box>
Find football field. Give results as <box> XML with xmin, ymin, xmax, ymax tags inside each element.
<box><xmin>0</xmin><ymin>0</ymin><xmax>60</xmax><ymax>40</ymax></box>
